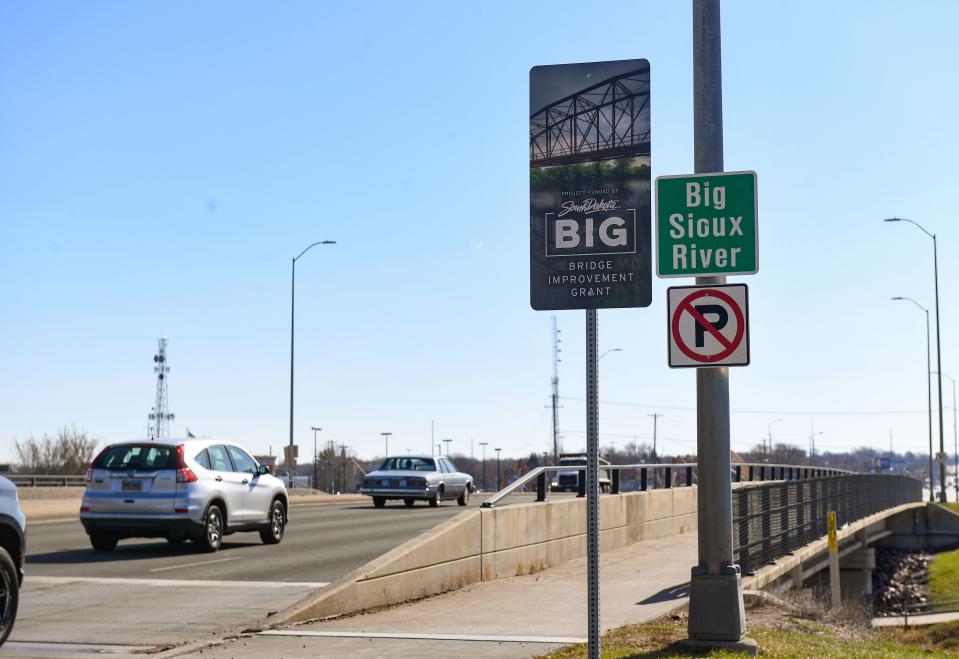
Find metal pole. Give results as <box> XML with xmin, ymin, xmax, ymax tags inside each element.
<box><xmin>687</xmin><ymin>0</ymin><xmax>747</xmax><ymax>645</ymax></box>
<box><xmin>585</xmin><ymin>309</ymin><xmax>600</xmax><ymax>659</ymax></box>
<box><xmin>827</xmin><ymin>511</ymin><xmax>841</xmax><ymax>610</ymax></box>
<box><xmin>289</xmin><ymin>257</ymin><xmax>296</xmax><ymax>487</ymax></box>
<box><xmin>950</xmin><ymin>376</ymin><xmax>958</xmax><ymax>502</ymax></box>
<box><xmin>926</xmin><ymin>309</ymin><xmax>934</xmax><ymax>502</ymax></box>
<box><xmin>311</xmin><ymin>426</ymin><xmax>321</xmax><ymax>490</ymax></box>
<box><xmin>933</xmin><ymin>235</ymin><xmax>946</xmax><ymax>502</ymax></box>
<box><xmin>552</xmin><ymin>315</ymin><xmax>561</xmax><ymax>465</ymax></box>
<box><xmin>381</xmin><ymin>432</ymin><xmax>392</xmax><ymax>458</ymax></box>
<box><xmin>480</xmin><ymin>442</ymin><xmax>488</xmax><ymax>490</ymax></box>
<box><xmin>495</xmin><ymin>448</ymin><xmax>502</xmax><ymax>490</ymax></box>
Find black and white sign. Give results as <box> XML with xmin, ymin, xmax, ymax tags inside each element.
<box><xmin>529</xmin><ymin>59</ymin><xmax>652</xmax><ymax>310</ymax></box>
<box><xmin>667</xmin><ymin>284</ymin><xmax>749</xmax><ymax>368</ymax></box>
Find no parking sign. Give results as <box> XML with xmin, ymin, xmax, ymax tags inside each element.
<box><xmin>667</xmin><ymin>284</ymin><xmax>749</xmax><ymax>368</ymax></box>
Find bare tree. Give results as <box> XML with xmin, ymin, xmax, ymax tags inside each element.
<box><xmin>14</xmin><ymin>426</ymin><xmax>99</xmax><ymax>474</ymax></box>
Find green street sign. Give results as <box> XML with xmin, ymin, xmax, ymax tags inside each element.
<box><xmin>656</xmin><ymin>170</ymin><xmax>758</xmax><ymax>278</ymax></box>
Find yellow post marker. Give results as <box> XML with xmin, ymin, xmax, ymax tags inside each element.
<box><xmin>827</xmin><ymin>511</ymin><xmax>840</xmax><ymax>610</ymax></box>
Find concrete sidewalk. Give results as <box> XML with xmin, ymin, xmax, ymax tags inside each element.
<box><xmin>184</xmin><ymin>530</ymin><xmax>697</xmax><ymax>658</ymax></box>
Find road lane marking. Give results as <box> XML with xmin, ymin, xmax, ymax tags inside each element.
<box><xmin>4</xmin><ymin>640</ymin><xmax>146</xmax><ymax>654</ymax></box>
<box><xmin>27</xmin><ymin>576</ymin><xmax>329</xmax><ymax>588</ymax></box>
<box><xmin>149</xmin><ymin>555</ymin><xmax>242</xmax><ymax>572</ymax></box>
<box><xmin>258</xmin><ymin>630</ymin><xmax>586</xmax><ymax>644</ymax></box>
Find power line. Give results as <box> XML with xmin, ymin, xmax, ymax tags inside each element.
<box><xmin>558</xmin><ymin>396</ymin><xmax>926</xmax><ymax>416</ymax></box>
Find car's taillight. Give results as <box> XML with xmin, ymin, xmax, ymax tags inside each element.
<box><xmin>175</xmin><ymin>443</ymin><xmax>198</xmax><ymax>483</ymax></box>
<box><xmin>86</xmin><ymin>445</ymin><xmax>109</xmax><ymax>482</ymax></box>
<box><xmin>80</xmin><ymin>506</ymin><xmax>89</xmax><ymax>513</ymax></box>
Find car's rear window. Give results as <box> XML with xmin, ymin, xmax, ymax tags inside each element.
<box><xmin>380</xmin><ymin>457</ymin><xmax>435</xmax><ymax>471</ymax></box>
<box><xmin>94</xmin><ymin>444</ymin><xmax>178</xmax><ymax>471</ymax></box>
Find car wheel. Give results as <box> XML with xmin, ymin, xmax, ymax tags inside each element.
<box><xmin>403</xmin><ymin>498</ymin><xmax>415</xmax><ymax>507</ymax></box>
<box><xmin>90</xmin><ymin>533</ymin><xmax>117</xmax><ymax>552</ymax></box>
<box><xmin>428</xmin><ymin>490</ymin><xmax>439</xmax><ymax>507</ymax></box>
<box><xmin>196</xmin><ymin>504</ymin><xmax>224</xmax><ymax>553</ymax></box>
<box><xmin>0</xmin><ymin>547</ymin><xmax>19</xmax><ymax>647</ymax></box>
<box><xmin>457</xmin><ymin>484</ymin><xmax>471</xmax><ymax>506</ymax></box>
<box><xmin>259</xmin><ymin>499</ymin><xmax>286</xmax><ymax>545</ymax></box>
<box><xmin>373</xmin><ymin>496</ymin><xmax>386</xmax><ymax>508</ymax></box>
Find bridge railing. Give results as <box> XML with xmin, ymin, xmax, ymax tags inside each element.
<box><xmin>481</xmin><ymin>461</ymin><xmax>854</xmax><ymax>509</ymax></box>
<box><xmin>5</xmin><ymin>474</ymin><xmax>87</xmax><ymax>487</ymax></box>
<box><xmin>733</xmin><ymin>474</ymin><xmax>922</xmax><ymax>576</ymax></box>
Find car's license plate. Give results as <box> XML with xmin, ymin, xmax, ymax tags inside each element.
<box><xmin>121</xmin><ymin>479</ymin><xmax>143</xmax><ymax>492</ymax></box>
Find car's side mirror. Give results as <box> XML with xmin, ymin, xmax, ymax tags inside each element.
<box><xmin>257</xmin><ymin>465</ymin><xmax>270</xmax><ymax>476</ymax></box>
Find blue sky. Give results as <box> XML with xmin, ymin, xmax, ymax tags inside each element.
<box><xmin>2</xmin><ymin>1</ymin><xmax>956</xmax><ymax>464</ymax></box>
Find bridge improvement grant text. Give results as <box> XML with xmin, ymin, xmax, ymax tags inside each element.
<box><xmin>548</xmin><ymin>260</ymin><xmax>635</xmax><ymax>297</ymax></box>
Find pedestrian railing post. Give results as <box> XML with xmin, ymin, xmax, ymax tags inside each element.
<box><xmin>611</xmin><ymin>469</ymin><xmax>620</xmax><ymax>495</ymax></box>
<box><xmin>640</xmin><ymin>467</ymin><xmax>648</xmax><ymax>492</ymax></box>
<box><xmin>686</xmin><ymin>465</ymin><xmax>693</xmax><ymax>487</ymax></box>
<box><xmin>577</xmin><ymin>468</ymin><xmax>586</xmax><ymax>498</ymax></box>
<box><xmin>536</xmin><ymin>471</ymin><xmax>547</xmax><ymax>502</ymax></box>
<box><xmin>665</xmin><ymin>467</ymin><xmax>672</xmax><ymax>489</ymax></box>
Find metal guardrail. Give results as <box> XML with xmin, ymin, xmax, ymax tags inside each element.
<box><xmin>481</xmin><ymin>462</ymin><xmax>854</xmax><ymax>508</ymax></box>
<box><xmin>733</xmin><ymin>474</ymin><xmax>922</xmax><ymax>576</ymax></box>
<box><xmin>6</xmin><ymin>474</ymin><xmax>87</xmax><ymax>487</ymax></box>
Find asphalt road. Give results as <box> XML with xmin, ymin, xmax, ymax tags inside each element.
<box><xmin>10</xmin><ymin>499</ymin><xmax>477</xmax><ymax>652</ymax></box>
<box><xmin>26</xmin><ymin>498</ymin><xmax>475</xmax><ymax>581</ymax></box>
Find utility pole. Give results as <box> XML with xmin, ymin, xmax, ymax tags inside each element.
<box><xmin>381</xmin><ymin>432</ymin><xmax>392</xmax><ymax>458</ymax></box>
<box><xmin>551</xmin><ymin>315</ymin><xmax>562</xmax><ymax>465</ymax></box>
<box><xmin>648</xmin><ymin>413</ymin><xmax>662</xmax><ymax>459</ymax></box>
<box><xmin>479</xmin><ymin>442</ymin><xmax>489</xmax><ymax>490</ymax></box>
<box><xmin>686</xmin><ymin>0</ymin><xmax>750</xmax><ymax>649</ymax></box>
<box><xmin>311</xmin><ymin>426</ymin><xmax>322</xmax><ymax>490</ymax></box>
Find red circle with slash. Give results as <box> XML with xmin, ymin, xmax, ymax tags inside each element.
<box><xmin>671</xmin><ymin>288</ymin><xmax>745</xmax><ymax>363</ymax></box>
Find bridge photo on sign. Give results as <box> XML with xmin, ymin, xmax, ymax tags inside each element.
<box><xmin>667</xmin><ymin>284</ymin><xmax>750</xmax><ymax>368</ymax></box>
<box><xmin>529</xmin><ymin>59</ymin><xmax>652</xmax><ymax>311</ymax></box>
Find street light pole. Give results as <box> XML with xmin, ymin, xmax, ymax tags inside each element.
<box><xmin>935</xmin><ymin>372</ymin><xmax>957</xmax><ymax>502</ymax></box>
<box><xmin>479</xmin><ymin>442</ymin><xmax>488</xmax><ymax>491</ymax></box>
<box><xmin>311</xmin><ymin>426</ymin><xmax>322</xmax><ymax>490</ymax></box>
<box><xmin>381</xmin><ymin>432</ymin><xmax>392</xmax><ymax>459</ymax></box>
<box><xmin>886</xmin><ymin>218</ymin><xmax>946</xmax><ymax>502</ymax></box>
<box><xmin>893</xmin><ymin>296</ymin><xmax>935</xmax><ymax>502</ymax></box>
<box><xmin>495</xmin><ymin>448</ymin><xmax>502</xmax><ymax>490</ymax></box>
<box><xmin>289</xmin><ymin>240</ymin><xmax>336</xmax><ymax>488</ymax></box>
<box><xmin>442</xmin><ymin>438</ymin><xmax>452</xmax><ymax>456</ymax></box>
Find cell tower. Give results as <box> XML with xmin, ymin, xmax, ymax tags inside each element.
<box><xmin>551</xmin><ymin>316</ymin><xmax>562</xmax><ymax>464</ymax></box>
<box><xmin>148</xmin><ymin>337</ymin><xmax>175</xmax><ymax>439</ymax></box>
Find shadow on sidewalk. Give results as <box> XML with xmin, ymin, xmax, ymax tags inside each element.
<box><xmin>636</xmin><ymin>582</ymin><xmax>690</xmax><ymax>605</ymax></box>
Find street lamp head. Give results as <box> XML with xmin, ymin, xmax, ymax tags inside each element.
<box><xmin>883</xmin><ymin>218</ymin><xmax>902</xmax><ymax>223</ymax></box>
<box><xmin>311</xmin><ymin>426</ymin><xmax>322</xmax><ymax>432</ymax></box>
<box><xmin>891</xmin><ymin>296</ymin><xmax>904</xmax><ymax>301</ymax></box>
<box><xmin>322</xmin><ymin>240</ymin><xmax>337</xmax><ymax>244</ymax></box>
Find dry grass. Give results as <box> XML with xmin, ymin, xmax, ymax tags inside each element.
<box><xmin>539</xmin><ymin>598</ymin><xmax>954</xmax><ymax>658</ymax></box>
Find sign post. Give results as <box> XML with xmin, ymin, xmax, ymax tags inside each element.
<box><xmin>681</xmin><ymin>0</ymin><xmax>754</xmax><ymax>652</ymax></box>
<box><xmin>530</xmin><ymin>59</ymin><xmax>652</xmax><ymax>659</ymax></box>
<box><xmin>827</xmin><ymin>511</ymin><xmax>841</xmax><ymax>610</ymax></box>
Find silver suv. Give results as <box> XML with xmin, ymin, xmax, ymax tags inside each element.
<box><xmin>0</xmin><ymin>476</ymin><xmax>25</xmax><ymax>647</ymax></box>
<box><xmin>81</xmin><ymin>438</ymin><xmax>287</xmax><ymax>553</ymax></box>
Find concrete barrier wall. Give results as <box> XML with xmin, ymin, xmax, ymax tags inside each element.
<box><xmin>279</xmin><ymin>487</ymin><xmax>697</xmax><ymax>624</ymax></box>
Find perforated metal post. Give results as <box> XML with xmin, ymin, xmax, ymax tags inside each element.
<box><xmin>585</xmin><ymin>309</ymin><xmax>600</xmax><ymax>659</ymax></box>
